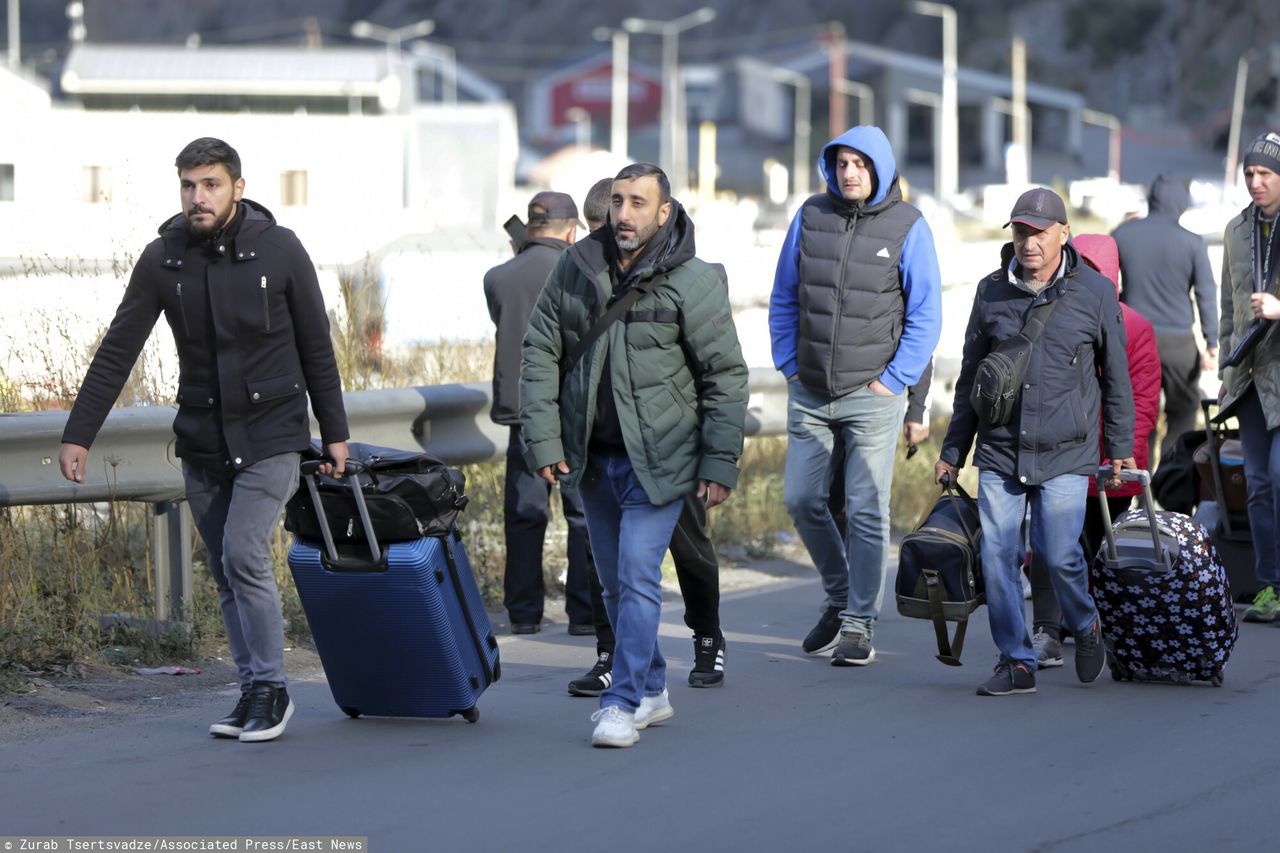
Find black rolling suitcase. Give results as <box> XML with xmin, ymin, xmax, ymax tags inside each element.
<box><xmin>1092</xmin><ymin>468</ymin><xmax>1236</xmax><ymax>686</ymax></box>
<box><xmin>286</xmin><ymin>459</ymin><xmax>500</xmax><ymax>722</ymax></box>
<box><xmin>1195</xmin><ymin>398</ymin><xmax>1258</xmax><ymax>602</ymax></box>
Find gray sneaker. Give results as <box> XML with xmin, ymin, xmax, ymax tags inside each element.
<box><xmin>1074</xmin><ymin>619</ymin><xmax>1107</xmax><ymax>684</ymax></box>
<box><xmin>1032</xmin><ymin>627</ymin><xmax>1063</xmax><ymax>669</ymax></box>
<box><xmin>831</xmin><ymin>631</ymin><xmax>876</xmax><ymax>667</ymax></box>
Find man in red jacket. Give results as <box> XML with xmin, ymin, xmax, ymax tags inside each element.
<box><xmin>1030</xmin><ymin>233</ymin><xmax>1161</xmax><ymax>667</ymax></box>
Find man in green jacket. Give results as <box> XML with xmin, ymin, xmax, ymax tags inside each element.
<box><xmin>521</xmin><ymin>163</ymin><xmax>748</xmax><ymax>748</ymax></box>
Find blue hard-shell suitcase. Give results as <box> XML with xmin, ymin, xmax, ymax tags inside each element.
<box><xmin>287</xmin><ymin>460</ymin><xmax>500</xmax><ymax>722</ymax></box>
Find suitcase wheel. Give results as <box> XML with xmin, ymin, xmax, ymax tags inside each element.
<box><xmin>1108</xmin><ymin>655</ymin><xmax>1132</xmax><ymax>682</ymax></box>
<box><xmin>1211</xmin><ymin>671</ymin><xmax>1224</xmax><ymax>688</ymax></box>
<box><xmin>460</xmin><ymin>706</ymin><xmax>479</xmax><ymax>724</ymax></box>
<box><xmin>341</xmin><ymin>706</ymin><xmax>362</xmax><ymax>719</ymax></box>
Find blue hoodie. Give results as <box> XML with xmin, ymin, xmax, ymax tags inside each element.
<box><xmin>768</xmin><ymin>125</ymin><xmax>942</xmax><ymax>394</ymax></box>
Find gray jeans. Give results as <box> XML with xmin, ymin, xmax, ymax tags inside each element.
<box><xmin>183</xmin><ymin>453</ymin><xmax>300</xmax><ymax>690</ymax></box>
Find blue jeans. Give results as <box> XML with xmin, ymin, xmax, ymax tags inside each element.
<box><xmin>1237</xmin><ymin>387</ymin><xmax>1280</xmax><ymax>589</ymax></box>
<box><xmin>183</xmin><ymin>452</ymin><xmax>300</xmax><ymax>690</ymax></box>
<box><xmin>783</xmin><ymin>380</ymin><xmax>904</xmax><ymax>637</ymax></box>
<box><xmin>979</xmin><ymin>470</ymin><xmax>1096</xmax><ymax>669</ymax></box>
<box><xmin>579</xmin><ymin>453</ymin><xmax>684</xmax><ymax>712</ymax></box>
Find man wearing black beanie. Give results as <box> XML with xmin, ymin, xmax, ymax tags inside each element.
<box><xmin>1220</xmin><ymin>131</ymin><xmax>1280</xmax><ymax>623</ymax></box>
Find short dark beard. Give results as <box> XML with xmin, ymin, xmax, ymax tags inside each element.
<box><xmin>614</xmin><ymin>215</ymin><xmax>659</xmax><ymax>253</ymax></box>
<box><xmin>185</xmin><ymin>201</ymin><xmax>237</xmax><ymax>239</ymax></box>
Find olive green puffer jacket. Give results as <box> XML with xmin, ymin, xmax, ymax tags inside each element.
<box><xmin>520</xmin><ymin>205</ymin><xmax>748</xmax><ymax>505</ymax></box>
<box><xmin>1219</xmin><ymin>206</ymin><xmax>1280</xmax><ymax>430</ymax></box>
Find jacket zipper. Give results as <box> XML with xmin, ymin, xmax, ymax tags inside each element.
<box><xmin>175</xmin><ymin>282</ymin><xmax>192</xmax><ymax>338</ymax></box>
<box><xmin>260</xmin><ymin>276</ymin><xmax>270</xmax><ymax>332</ymax></box>
<box><xmin>830</xmin><ymin>210</ymin><xmax>860</xmax><ymax>392</ymax></box>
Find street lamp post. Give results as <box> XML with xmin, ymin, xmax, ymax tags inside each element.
<box><xmin>350</xmin><ymin>18</ymin><xmax>435</xmax><ymax>65</ymax></box>
<box><xmin>912</xmin><ymin>1</ymin><xmax>958</xmax><ymax>203</ymax></box>
<box><xmin>833</xmin><ymin>78</ymin><xmax>874</xmax><ymax>128</ymax></box>
<box><xmin>764</xmin><ymin>66</ymin><xmax>812</xmax><ymax>200</ymax></box>
<box><xmin>7</xmin><ymin>0</ymin><xmax>18</xmax><ymax>70</ymax></box>
<box><xmin>593</xmin><ymin>27</ymin><xmax>630</xmax><ymax>158</ymax></box>
<box><xmin>1081</xmin><ymin>108</ymin><xmax>1121</xmax><ymax>182</ymax></box>
<box><xmin>623</xmin><ymin>7</ymin><xmax>716</xmax><ymax>193</ymax></box>
<box><xmin>565</xmin><ymin>107</ymin><xmax>591</xmax><ymax>149</ymax></box>
<box><xmin>1225</xmin><ymin>50</ymin><xmax>1257</xmax><ymax>192</ymax></box>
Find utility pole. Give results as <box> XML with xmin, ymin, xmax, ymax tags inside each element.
<box><xmin>826</xmin><ymin>22</ymin><xmax>846</xmax><ymax>139</ymax></box>
<box><xmin>8</xmin><ymin>0</ymin><xmax>19</xmax><ymax>70</ymax></box>
<box><xmin>1010</xmin><ymin>34</ymin><xmax>1029</xmax><ymax>185</ymax></box>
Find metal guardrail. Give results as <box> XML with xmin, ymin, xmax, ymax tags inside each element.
<box><xmin>0</xmin><ymin>368</ymin><xmax>787</xmax><ymax>622</ymax></box>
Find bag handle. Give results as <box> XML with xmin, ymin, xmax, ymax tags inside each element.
<box><xmin>924</xmin><ymin>568</ymin><xmax>969</xmax><ymax>666</ymax></box>
<box><xmin>1095</xmin><ymin>467</ymin><xmax>1172</xmax><ymax>570</ymax></box>
<box><xmin>299</xmin><ymin>459</ymin><xmax>382</xmax><ymax>567</ymax></box>
<box><xmin>938</xmin><ymin>472</ymin><xmax>980</xmax><ymax>550</ymax></box>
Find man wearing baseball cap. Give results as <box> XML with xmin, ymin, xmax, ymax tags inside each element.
<box><xmin>484</xmin><ymin>190</ymin><xmax>594</xmax><ymax>636</ymax></box>
<box><xmin>937</xmin><ymin>187</ymin><xmax>1135</xmax><ymax>696</ymax></box>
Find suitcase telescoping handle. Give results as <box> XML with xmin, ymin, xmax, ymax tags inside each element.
<box><xmin>1096</xmin><ymin>467</ymin><xmax>1172</xmax><ymax>569</ymax></box>
<box><xmin>1200</xmin><ymin>397</ymin><xmax>1234</xmax><ymax>536</ymax></box>
<box><xmin>299</xmin><ymin>459</ymin><xmax>381</xmax><ymax>565</ymax></box>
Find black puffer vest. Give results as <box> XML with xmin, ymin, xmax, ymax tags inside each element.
<box><xmin>795</xmin><ymin>182</ymin><xmax>920</xmax><ymax>397</ymax></box>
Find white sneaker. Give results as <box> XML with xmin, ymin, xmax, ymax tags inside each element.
<box><xmin>634</xmin><ymin>689</ymin><xmax>674</xmax><ymax>730</ymax></box>
<box><xmin>590</xmin><ymin>706</ymin><xmax>638</xmax><ymax>748</ymax></box>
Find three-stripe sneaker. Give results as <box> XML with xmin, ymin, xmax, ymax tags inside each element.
<box><xmin>689</xmin><ymin>633</ymin><xmax>726</xmax><ymax>688</ymax></box>
<box><xmin>568</xmin><ymin>650</ymin><xmax>613</xmax><ymax>697</ymax></box>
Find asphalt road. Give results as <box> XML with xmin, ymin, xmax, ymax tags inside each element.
<box><xmin>1</xmin><ymin>571</ymin><xmax>1274</xmax><ymax>851</ymax></box>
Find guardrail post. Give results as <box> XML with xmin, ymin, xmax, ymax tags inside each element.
<box><xmin>152</xmin><ymin>500</ymin><xmax>192</xmax><ymax>623</ymax></box>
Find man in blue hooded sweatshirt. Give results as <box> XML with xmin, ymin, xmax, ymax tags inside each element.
<box><xmin>769</xmin><ymin>125</ymin><xmax>942</xmax><ymax>666</ymax></box>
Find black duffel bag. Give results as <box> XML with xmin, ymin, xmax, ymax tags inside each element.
<box><xmin>895</xmin><ymin>475</ymin><xmax>983</xmax><ymax>666</ymax></box>
<box><xmin>284</xmin><ymin>441</ymin><xmax>468</xmax><ymax>545</ymax></box>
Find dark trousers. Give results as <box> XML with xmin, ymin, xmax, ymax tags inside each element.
<box><xmin>502</xmin><ymin>426</ymin><xmax>593</xmax><ymax>626</ymax></box>
<box><xmin>587</xmin><ymin>492</ymin><xmax>721</xmax><ymax>651</ymax></box>
<box><xmin>1031</xmin><ymin>494</ymin><xmax>1132</xmax><ymax>636</ymax></box>
<box><xmin>1154</xmin><ymin>330</ymin><xmax>1202</xmax><ymax>462</ymax></box>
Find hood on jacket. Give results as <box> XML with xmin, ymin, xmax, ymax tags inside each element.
<box><xmin>818</xmin><ymin>125</ymin><xmax>897</xmax><ymax>208</ymax></box>
<box><xmin>571</xmin><ymin>198</ymin><xmax>697</xmax><ymax>292</ymax></box>
<box><xmin>1073</xmin><ymin>233</ymin><xmax>1121</xmax><ymax>293</ymax></box>
<box><xmin>1146</xmin><ymin>173</ymin><xmax>1189</xmax><ymax>219</ymax></box>
<box><xmin>158</xmin><ymin>198</ymin><xmax>276</xmax><ymax>237</ymax></box>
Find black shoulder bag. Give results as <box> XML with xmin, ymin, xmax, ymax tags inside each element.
<box><xmin>969</xmin><ymin>294</ymin><xmax>1061</xmax><ymax>426</ymax></box>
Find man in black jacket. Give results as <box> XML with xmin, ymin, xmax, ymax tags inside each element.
<box><xmin>936</xmin><ymin>188</ymin><xmax>1135</xmax><ymax>697</ymax></box>
<box><xmin>484</xmin><ymin>192</ymin><xmax>594</xmax><ymax>635</ymax></box>
<box><xmin>59</xmin><ymin>137</ymin><xmax>349</xmax><ymax>742</ymax></box>
<box><xmin>1112</xmin><ymin>174</ymin><xmax>1217</xmax><ymax>459</ymax></box>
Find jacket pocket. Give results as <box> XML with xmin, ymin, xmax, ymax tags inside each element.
<box><xmin>246</xmin><ymin>372</ymin><xmax>304</xmax><ymax>405</ymax></box>
<box><xmin>260</xmin><ymin>276</ymin><xmax>271</xmax><ymax>332</ymax></box>
<box><xmin>175</xmin><ymin>382</ymin><xmax>216</xmax><ymax>408</ymax></box>
<box><xmin>175</xmin><ymin>282</ymin><xmax>192</xmax><ymax>339</ymax></box>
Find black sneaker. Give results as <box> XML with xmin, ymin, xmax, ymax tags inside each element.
<box><xmin>238</xmin><ymin>684</ymin><xmax>295</xmax><ymax>743</ymax></box>
<box><xmin>688</xmin><ymin>633</ymin><xmax>726</xmax><ymax>688</ymax></box>
<box><xmin>209</xmin><ymin>691</ymin><xmax>251</xmax><ymax>739</ymax></box>
<box><xmin>831</xmin><ymin>630</ymin><xmax>876</xmax><ymax>666</ymax></box>
<box><xmin>1074</xmin><ymin>619</ymin><xmax>1106</xmax><ymax>684</ymax></box>
<box><xmin>568</xmin><ymin>650</ymin><xmax>613</xmax><ymax>697</ymax></box>
<box><xmin>977</xmin><ymin>662</ymin><xmax>1037</xmax><ymax>696</ymax></box>
<box><xmin>802</xmin><ymin>606</ymin><xmax>843</xmax><ymax>654</ymax></box>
